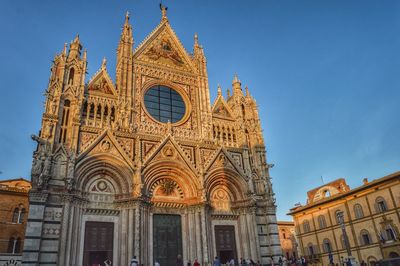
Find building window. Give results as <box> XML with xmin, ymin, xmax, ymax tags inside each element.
<box><xmin>375</xmin><ymin>197</ymin><xmax>388</xmax><ymax>213</ymax></box>
<box><xmin>303</xmin><ymin>220</ymin><xmax>311</xmax><ymax>233</ymax></box>
<box><xmin>59</xmin><ymin>99</ymin><xmax>71</xmax><ymax>143</ymax></box>
<box><xmin>12</xmin><ymin>206</ymin><xmax>26</xmax><ymax>224</ymax></box>
<box><xmin>68</xmin><ymin>68</ymin><xmax>75</xmax><ymax>85</ymax></box>
<box><xmin>322</xmin><ymin>238</ymin><xmax>332</xmax><ymax>253</ymax></box>
<box><xmin>385</xmin><ymin>227</ymin><xmax>396</xmax><ymax>241</ymax></box>
<box><xmin>19</xmin><ymin>208</ymin><xmax>26</xmax><ymax>223</ymax></box>
<box><xmin>12</xmin><ymin>208</ymin><xmax>19</xmax><ymax>223</ymax></box>
<box><xmin>318</xmin><ymin>215</ymin><xmax>327</xmax><ymax>229</ymax></box>
<box><xmin>307</xmin><ymin>243</ymin><xmax>314</xmax><ymax>256</ymax></box>
<box><xmin>336</xmin><ymin>210</ymin><xmax>344</xmax><ymax>224</ymax></box>
<box><xmin>143</xmin><ymin>85</ymin><xmax>186</xmax><ymax>123</ymax></box>
<box><xmin>7</xmin><ymin>237</ymin><xmax>21</xmax><ymax>254</ymax></box>
<box><xmin>360</xmin><ymin>230</ymin><xmax>371</xmax><ymax>245</ymax></box>
<box><xmin>354</xmin><ymin>204</ymin><xmax>364</xmax><ymax>219</ymax></box>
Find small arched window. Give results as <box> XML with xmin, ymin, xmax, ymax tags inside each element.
<box><xmin>318</xmin><ymin>215</ymin><xmax>327</xmax><ymax>229</ymax></box>
<box><xmin>19</xmin><ymin>208</ymin><xmax>26</xmax><ymax>223</ymax></box>
<box><xmin>385</xmin><ymin>225</ymin><xmax>396</xmax><ymax>241</ymax></box>
<box><xmin>7</xmin><ymin>237</ymin><xmax>15</xmax><ymax>253</ymax></box>
<box><xmin>303</xmin><ymin>220</ymin><xmax>311</xmax><ymax>233</ymax></box>
<box><xmin>15</xmin><ymin>237</ymin><xmax>21</xmax><ymax>253</ymax></box>
<box><xmin>360</xmin><ymin>229</ymin><xmax>371</xmax><ymax>245</ymax></box>
<box><xmin>322</xmin><ymin>238</ymin><xmax>332</xmax><ymax>253</ymax></box>
<box><xmin>354</xmin><ymin>204</ymin><xmax>364</xmax><ymax>219</ymax></box>
<box><xmin>307</xmin><ymin>243</ymin><xmax>314</xmax><ymax>256</ymax></box>
<box><xmin>336</xmin><ymin>210</ymin><xmax>344</xmax><ymax>224</ymax></box>
<box><xmin>375</xmin><ymin>197</ymin><xmax>388</xmax><ymax>213</ymax></box>
<box><xmin>68</xmin><ymin>68</ymin><xmax>75</xmax><ymax>85</ymax></box>
<box><xmin>12</xmin><ymin>208</ymin><xmax>19</xmax><ymax>223</ymax></box>
<box><xmin>59</xmin><ymin>99</ymin><xmax>71</xmax><ymax>143</ymax></box>
<box><xmin>241</xmin><ymin>104</ymin><xmax>246</xmax><ymax>118</ymax></box>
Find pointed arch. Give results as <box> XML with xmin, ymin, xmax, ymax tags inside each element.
<box><xmin>75</xmin><ymin>153</ymin><xmax>134</xmax><ymax>195</ymax></box>
<box><xmin>143</xmin><ymin>160</ymin><xmax>200</xmax><ymax>201</ymax></box>
<box><xmin>204</xmin><ymin>167</ymin><xmax>247</xmax><ymax>202</ymax></box>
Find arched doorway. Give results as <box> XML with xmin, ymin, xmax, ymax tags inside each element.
<box><xmin>389</xmin><ymin>252</ymin><xmax>399</xmax><ymax>258</ymax></box>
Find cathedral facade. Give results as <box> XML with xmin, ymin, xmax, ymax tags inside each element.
<box><xmin>22</xmin><ymin>8</ymin><xmax>280</xmax><ymax>266</ymax></box>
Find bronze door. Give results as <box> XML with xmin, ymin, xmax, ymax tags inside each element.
<box><xmin>153</xmin><ymin>214</ymin><xmax>182</xmax><ymax>266</ymax></box>
<box><xmin>83</xmin><ymin>221</ymin><xmax>114</xmax><ymax>266</ymax></box>
<box><xmin>215</xmin><ymin>225</ymin><xmax>237</xmax><ymax>264</ymax></box>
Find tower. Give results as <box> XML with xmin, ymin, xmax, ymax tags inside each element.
<box><xmin>23</xmin><ymin>8</ymin><xmax>280</xmax><ymax>266</ymax></box>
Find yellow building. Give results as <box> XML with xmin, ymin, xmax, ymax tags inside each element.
<box><xmin>288</xmin><ymin>171</ymin><xmax>400</xmax><ymax>266</ymax></box>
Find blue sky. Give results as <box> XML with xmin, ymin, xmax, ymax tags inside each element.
<box><xmin>0</xmin><ymin>1</ymin><xmax>399</xmax><ymax>220</ymax></box>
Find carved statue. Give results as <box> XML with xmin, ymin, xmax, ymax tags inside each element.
<box><xmin>31</xmin><ymin>134</ymin><xmax>51</xmax><ymax>155</ymax></box>
<box><xmin>67</xmin><ymin>151</ymin><xmax>76</xmax><ymax>179</ymax></box>
<box><xmin>31</xmin><ymin>154</ymin><xmax>44</xmax><ymax>177</ymax></box>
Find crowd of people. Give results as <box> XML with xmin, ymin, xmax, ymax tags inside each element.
<box><xmin>128</xmin><ymin>255</ymin><xmax>312</xmax><ymax>266</ymax></box>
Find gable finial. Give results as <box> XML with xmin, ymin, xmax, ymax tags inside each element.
<box><xmin>125</xmin><ymin>11</ymin><xmax>130</xmax><ymax>21</ymax></box>
<box><xmin>217</xmin><ymin>84</ymin><xmax>222</xmax><ymax>96</ymax></box>
<box><xmin>160</xmin><ymin>3</ymin><xmax>168</xmax><ymax>21</ymax></box>
<box><xmin>101</xmin><ymin>57</ymin><xmax>107</xmax><ymax>69</ymax></box>
<box><xmin>194</xmin><ymin>33</ymin><xmax>199</xmax><ymax>46</ymax></box>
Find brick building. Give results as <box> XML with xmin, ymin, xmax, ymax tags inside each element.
<box><xmin>0</xmin><ymin>178</ymin><xmax>31</xmax><ymax>265</ymax></box>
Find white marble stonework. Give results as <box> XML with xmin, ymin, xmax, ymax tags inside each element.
<box><xmin>22</xmin><ymin>8</ymin><xmax>281</xmax><ymax>266</ymax></box>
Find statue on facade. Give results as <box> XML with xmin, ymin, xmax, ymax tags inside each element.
<box><xmin>65</xmin><ymin>151</ymin><xmax>76</xmax><ymax>192</ymax></box>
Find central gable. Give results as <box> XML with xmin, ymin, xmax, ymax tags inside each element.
<box><xmin>133</xmin><ymin>21</ymin><xmax>196</xmax><ymax>73</ymax></box>
<box><xmin>87</xmin><ymin>68</ymin><xmax>117</xmax><ymax>97</ymax></box>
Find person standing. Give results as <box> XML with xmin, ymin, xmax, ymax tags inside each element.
<box><xmin>213</xmin><ymin>256</ymin><xmax>221</xmax><ymax>266</ymax></box>
<box><xmin>130</xmin><ymin>256</ymin><xmax>139</xmax><ymax>266</ymax></box>
<box><xmin>176</xmin><ymin>254</ymin><xmax>184</xmax><ymax>266</ymax></box>
<box><xmin>155</xmin><ymin>260</ymin><xmax>160</xmax><ymax>266</ymax></box>
<box><xmin>193</xmin><ymin>258</ymin><xmax>200</xmax><ymax>266</ymax></box>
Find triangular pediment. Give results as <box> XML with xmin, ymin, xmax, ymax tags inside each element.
<box><xmin>205</xmin><ymin>148</ymin><xmax>247</xmax><ymax>179</ymax></box>
<box><xmin>142</xmin><ymin>135</ymin><xmax>198</xmax><ymax>176</ymax></box>
<box><xmin>212</xmin><ymin>95</ymin><xmax>234</xmax><ymax>120</ymax></box>
<box><xmin>133</xmin><ymin>21</ymin><xmax>196</xmax><ymax>73</ymax></box>
<box><xmin>77</xmin><ymin>130</ymin><xmax>134</xmax><ymax>169</ymax></box>
<box><xmin>87</xmin><ymin>68</ymin><xmax>117</xmax><ymax>97</ymax></box>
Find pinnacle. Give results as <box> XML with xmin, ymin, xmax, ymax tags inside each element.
<box><xmin>233</xmin><ymin>73</ymin><xmax>241</xmax><ymax>84</ymax></box>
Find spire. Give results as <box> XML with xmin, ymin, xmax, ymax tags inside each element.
<box><xmin>217</xmin><ymin>84</ymin><xmax>222</xmax><ymax>96</ymax></box>
<box><xmin>232</xmin><ymin>73</ymin><xmax>243</xmax><ymax>96</ymax></box>
<box><xmin>160</xmin><ymin>3</ymin><xmax>168</xmax><ymax>21</ymax></box>
<box><xmin>194</xmin><ymin>33</ymin><xmax>199</xmax><ymax>47</ymax></box>
<box><xmin>62</xmin><ymin>43</ymin><xmax>67</xmax><ymax>56</ymax></box>
<box><xmin>227</xmin><ymin>88</ymin><xmax>231</xmax><ymax>98</ymax></box>
<box><xmin>120</xmin><ymin>11</ymin><xmax>133</xmax><ymax>42</ymax></box>
<box><xmin>68</xmin><ymin>34</ymin><xmax>82</xmax><ymax>59</ymax></box>
<box><xmin>83</xmin><ymin>49</ymin><xmax>87</xmax><ymax>61</ymax></box>
<box><xmin>245</xmin><ymin>86</ymin><xmax>250</xmax><ymax>97</ymax></box>
<box><xmin>232</xmin><ymin>73</ymin><xmax>241</xmax><ymax>85</ymax></box>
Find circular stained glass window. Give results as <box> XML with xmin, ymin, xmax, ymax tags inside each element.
<box><xmin>144</xmin><ymin>85</ymin><xmax>186</xmax><ymax>123</ymax></box>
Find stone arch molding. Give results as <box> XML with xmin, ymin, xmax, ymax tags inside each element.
<box><xmin>143</xmin><ymin>160</ymin><xmax>201</xmax><ymax>201</ymax></box>
<box><xmin>75</xmin><ymin>154</ymin><xmax>134</xmax><ymax>196</ymax></box>
<box><xmin>205</xmin><ymin>167</ymin><xmax>248</xmax><ymax>203</ymax></box>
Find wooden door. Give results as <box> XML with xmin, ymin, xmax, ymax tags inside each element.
<box><xmin>83</xmin><ymin>221</ymin><xmax>113</xmax><ymax>266</ymax></box>
<box><xmin>215</xmin><ymin>225</ymin><xmax>237</xmax><ymax>264</ymax></box>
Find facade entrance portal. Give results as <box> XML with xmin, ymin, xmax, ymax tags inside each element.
<box><xmin>215</xmin><ymin>225</ymin><xmax>237</xmax><ymax>264</ymax></box>
<box><xmin>83</xmin><ymin>221</ymin><xmax>114</xmax><ymax>266</ymax></box>
<box><xmin>153</xmin><ymin>214</ymin><xmax>182</xmax><ymax>266</ymax></box>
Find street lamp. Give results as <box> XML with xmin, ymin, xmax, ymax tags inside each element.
<box><xmin>336</xmin><ymin>211</ymin><xmax>357</xmax><ymax>266</ymax></box>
